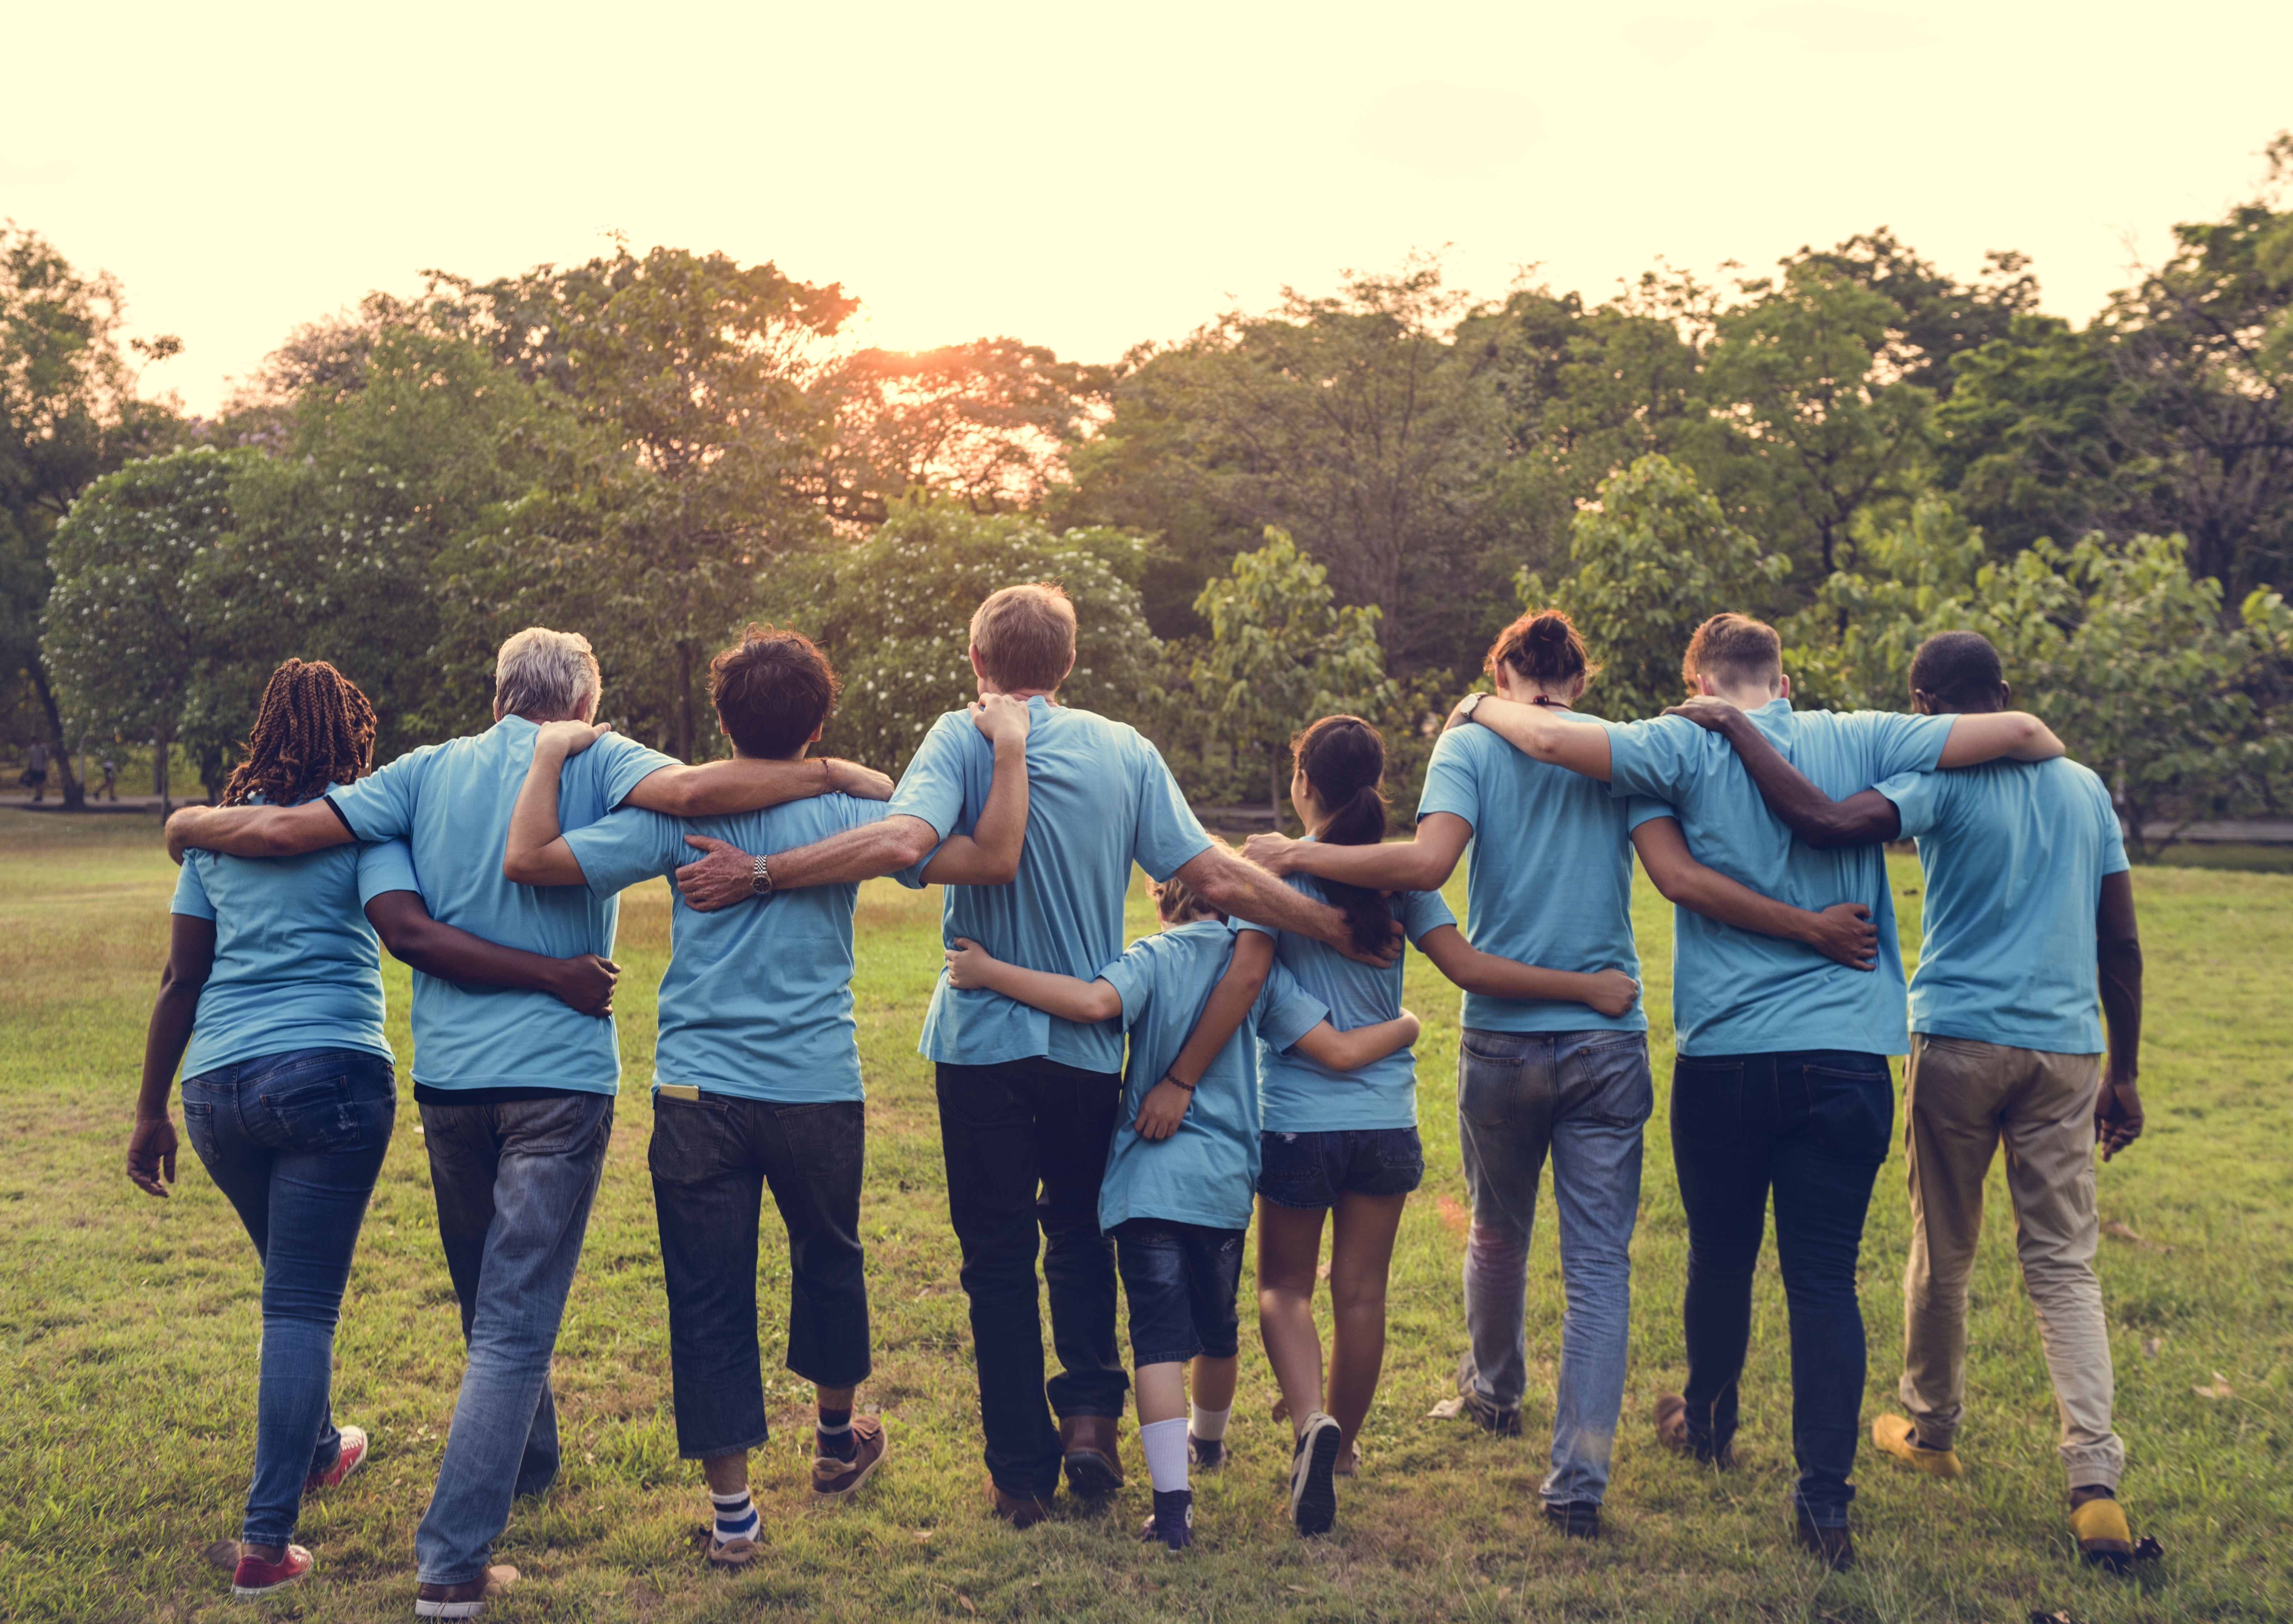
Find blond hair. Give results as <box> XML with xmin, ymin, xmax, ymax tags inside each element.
<box><xmin>970</xmin><ymin>583</ymin><xmax>1077</xmax><ymax>694</ymax></box>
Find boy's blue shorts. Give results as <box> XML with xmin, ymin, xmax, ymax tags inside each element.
<box><xmin>1113</xmin><ymin>1217</ymin><xmax>1247</xmax><ymax>1368</ymax></box>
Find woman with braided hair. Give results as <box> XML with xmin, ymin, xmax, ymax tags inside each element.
<box><xmin>126</xmin><ymin>659</ymin><xmax>621</xmax><ymax>1603</ymax></box>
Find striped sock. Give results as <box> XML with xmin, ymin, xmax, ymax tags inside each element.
<box><xmin>817</xmin><ymin>1408</ymin><xmax>856</xmax><ymax>1462</ymax></box>
<box><xmin>710</xmin><ymin>1488</ymin><xmax>758</xmax><ymax>1546</ymax></box>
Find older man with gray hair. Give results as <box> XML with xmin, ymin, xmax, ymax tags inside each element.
<box><xmin>165</xmin><ymin>627</ymin><xmax>889</xmax><ymax>1618</ymax></box>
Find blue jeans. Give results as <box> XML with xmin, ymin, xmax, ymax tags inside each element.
<box><xmin>1111</xmin><ymin>1219</ymin><xmax>1247</xmax><ymax>1367</ymax></box>
<box><xmin>180</xmin><ymin>1048</ymin><xmax>397</xmax><ymax>1547</ymax></box>
<box><xmin>650</xmin><ymin>1094</ymin><xmax>871</xmax><ymax>1459</ymax></box>
<box><xmin>1455</xmin><ymin>1029</ymin><xmax>1649</xmax><ymax>1507</ymax></box>
<box><xmin>413</xmin><ymin>1092</ymin><xmax>614</xmax><ymax>1585</ymax></box>
<box><xmin>1671</xmin><ymin>1049</ymin><xmax>1893</xmax><ymax>1529</ymax></box>
<box><xmin>1256</xmin><ymin>1126</ymin><xmax>1425</xmax><ymax>1209</ymax></box>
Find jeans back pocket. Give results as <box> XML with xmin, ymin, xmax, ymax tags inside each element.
<box><xmin>1670</xmin><ymin>1058</ymin><xmax>1745</xmax><ymax>1148</ymax></box>
<box><xmin>1804</xmin><ymin>1066</ymin><xmax>1894</xmax><ymax>1163</ymax></box>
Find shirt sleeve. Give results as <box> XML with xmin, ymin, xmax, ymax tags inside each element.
<box><xmin>1129</xmin><ymin>737</ymin><xmax>1215</xmax><ymax>882</ymax></box>
<box><xmin>595</xmin><ymin>733</ymin><xmax>686</xmax><ymax>810</ymax></box>
<box><xmin>1873</xmin><ymin>769</ymin><xmax>1947</xmax><ymax>840</ymax></box>
<box><xmin>354</xmin><ymin>839</ymin><xmax>423</xmax><ymax>904</ymax></box>
<box><xmin>169</xmin><ymin>856</ymin><xmax>216</xmax><ymax>920</ymax></box>
<box><xmin>1624</xmin><ymin>795</ymin><xmax>1676</xmax><ymax>831</ymax></box>
<box><xmin>2094</xmin><ymin>777</ymin><xmax>2131</xmax><ymax>876</ymax></box>
<box><xmin>1096</xmin><ymin>935</ymin><xmax>1161</xmax><ymax>1027</ymax></box>
<box><xmin>1398</xmin><ymin>886</ymin><xmax>1457</xmax><ymax>945</ymax></box>
<box><xmin>325</xmin><ymin>748</ymin><xmax>428</xmax><ymax>841</ymax></box>
<box><xmin>1413</xmin><ymin>728</ymin><xmax>1480</xmax><ymax>829</ymax></box>
<box><xmin>563</xmin><ymin>807</ymin><xmax>689</xmax><ymax>898</ymax></box>
<box><xmin>885</xmin><ymin>716</ymin><xmax>971</xmax><ymax>888</ymax></box>
<box><xmin>1601</xmin><ymin>716</ymin><xmax>1699</xmax><ymax>802</ymax></box>
<box><xmin>1253</xmin><ymin>960</ymin><xmax>1331</xmax><ymax>1054</ymax></box>
<box><xmin>1858</xmin><ymin>710</ymin><xmax>1954</xmax><ymax>781</ymax></box>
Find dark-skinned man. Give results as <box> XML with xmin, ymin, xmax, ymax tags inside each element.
<box><xmin>1663</xmin><ymin>629</ymin><xmax>2145</xmax><ymax>1570</ymax></box>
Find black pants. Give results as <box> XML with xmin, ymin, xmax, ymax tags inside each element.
<box><xmin>936</xmin><ymin>1057</ymin><xmax>1126</xmax><ymax>1499</ymax></box>
<box><xmin>650</xmin><ymin>1094</ymin><xmax>872</xmax><ymax>1459</ymax></box>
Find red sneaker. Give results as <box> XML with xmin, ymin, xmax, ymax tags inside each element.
<box><xmin>232</xmin><ymin>1544</ymin><xmax>313</xmax><ymax>1597</ymax></box>
<box><xmin>305</xmin><ymin>1425</ymin><xmax>369</xmax><ymax>1496</ymax></box>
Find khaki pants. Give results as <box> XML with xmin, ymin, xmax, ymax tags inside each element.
<box><xmin>1899</xmin><ymin>1034</ymin><xmax>2124</xmax><ymax>1489</ymax></box>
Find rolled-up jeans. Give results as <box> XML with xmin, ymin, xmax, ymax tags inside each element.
<box><xmin>1671</xmin><ymin>1049</ymin><xmax>1892</xmax><ymax>1530</ymax></box>
<box><xmin>1455</xmin><ymin>1028</ymin><xmax>1650</xmax><ymax>1507</ymax></box>
<box><xmin>180</xmin><ymin>1048</ymin><xmax>397</xmax><ymax>1548</ymax></box>
<box><xmin>413</xmin><ymin>1091</ymin><xmax>614</xmax><ymax>1586</ymax></box>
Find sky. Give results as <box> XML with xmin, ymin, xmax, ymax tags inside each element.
<box><xmin>10</xmin><ymin>0</ymin><xmax>2290</xmax><ymax>415</ymax></box>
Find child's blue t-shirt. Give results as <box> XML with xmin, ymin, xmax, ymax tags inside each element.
<box><xmin>1237</xmin><ymin>860</ymin><xmax>1455</xmax><ymax>1132</ymax></box>
<box><xmin>561</xmin><ymin>795</ymin><xmax>888</xmax><ymax>1100</ymax></box>
<box><xmin>1093</xmin><ymin>920</ymin><xmax>1329</xmax><ymax>1232</ymax></box>
<box><xmin>326</xmin><ymin>716</ymin><xmax>678</xmax><ymax>1093</ymax></box>
<box><xmin>169</xmin><ymin>832</ymin><xmax>419</xmax><ymax>1078</ymax></box>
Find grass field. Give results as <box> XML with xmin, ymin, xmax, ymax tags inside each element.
<box><xmin>2</xmin><ymin>807</ymin><xmax>2288</xmax><ymax>1623</ymax></box>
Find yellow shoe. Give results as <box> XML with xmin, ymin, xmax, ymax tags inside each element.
<box><xmin>2070</xmin><ymin>1496</ymin><xmax>2133</xmax><ymax>1569</ymax></box>
<box><xmin>1870</xmin><ymin>1414</ymin><xmax>1963</xmax><ymax>1478</ymax></box>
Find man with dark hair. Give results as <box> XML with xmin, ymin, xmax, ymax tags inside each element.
<box><xmin>1451</xmin><ymin>611</ymin><xmax>2068</xmax><ymax>1568</ymax></box>
<box><xmin>672</xmin><ymin>583</ymin><xmax>1388</xmax><ymax>1528</ymax></box>
<box><xmin>500</xmin><ymin>625</ymin><xmax>1034</xmax><ymax>1568</ymax></box>
<box><xmin>1664</xmin><ymin>628</ymin><xmax>2147</xmax><ymax>1569</ymax></box>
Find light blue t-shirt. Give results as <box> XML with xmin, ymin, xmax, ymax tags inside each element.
<box><xmin>1418</xmin><ymin>716</ymin><xmax>1665</xmax><ymax>1035</ymax></box>
<box><xmin>1876</xmin><ymin>757</ymin><xmax>2129</xmax><ymax>1053</ymax></box>
<box><xmin>327</xmin><ymin>716</ymin><xmax>678</xmax><ymax>1093</ymax></box>
<box><xmin>1602</xmin><ymin>701</ymin><xmax>1953</xmax><ymax>1058</ymax></box>
<box><xmin>1238</xmin><ymin>866</ymin><xmax>1455</xmax><ymax>1131</ymax></box>
<box><xmin>1096</xmin><ymin>921</ymin><xmax>1330</xmax><ymax>1232</ymax></box>
<box><xmin>562</xmin><ymin>794</ymin><xmax>889</xmax><ymax>1101</ymax></box>
<box><xmin>890</xmin><ymin>698</ymin><xmax>1216</xmax><ymax>1073</ymax></box>
<box><xmin>169</xmin><ymin>833</ymin><xmax>419</xmax><ymax>1078</ymax></box>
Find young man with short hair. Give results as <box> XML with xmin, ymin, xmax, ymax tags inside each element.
<box><xmin>1455</xmin><ymin>612</ymin><xmax>2067</xmax><ymax>1568</ymax></box>
<box><xmin>672</xmin><ymin>583</ymin><xmax>1382</xmax><ymax>1526</ymax></box>
<box><xmin>1664</xmin><ymin>629</ymin><xmax>2146</xmax><ymax>1568</ymax></box>
<box><xmin>502</xmin><ymin>625</ymin><xmax>1033</xmax><ymax>1567</ymax></box>
<box><xmin>164</xmin><ymin>626</ymin><xmax>891</xmax><ymax>1619</ymax></box>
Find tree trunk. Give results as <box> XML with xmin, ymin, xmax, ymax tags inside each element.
<box><xmin>154</xmin><ymin>735</ymin><xmax>171</xmax><ymax>814</ymax></box>
<box><xmin>1269</xmin><ymin>748</ymin><xmax>1281</xmax><ymax>827</ymax></box>
<box><xmin>29</xmin><ymin>665</ymin><xmax>84</xmax><ymax>810</ymax></box>
<box><xmin>674</xmin><ymin>642</ymin><xmax>697</xmax><ymax>762</ymax></box>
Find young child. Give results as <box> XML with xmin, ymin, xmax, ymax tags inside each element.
<box><xmin>945</xmin><ymin>877</ymin><xmax>1419</xmax><ymax>1550</ymax></box>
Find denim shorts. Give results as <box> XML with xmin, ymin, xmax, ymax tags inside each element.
<box><xmin>1113</xmin><ymin>1218</ymin><xmax>1246</xmax><ymax>1368</ymax></box>
<box><xmin>1256</xmin><ymin>1126</ymin><xmax>1425</xmax><ymax>1210</ymax></box>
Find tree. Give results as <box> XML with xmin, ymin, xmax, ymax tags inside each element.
<box><xmin>0</xmin><ymin>225</ymin><xmax>180</xmax><ymax>806</ymax></box>
<box><xmin>446</xmin><ymin>245</ymin><xmax>858</xmax><ymax>760</ymax></box>
<box><xmin>1191</xmin><ymin>529</ymin><xmax>1393</xmax><ymax>817</ymax></box>
<box><xmin>770</xmin><ymin>502</ymin><xmax>1167</xmax><ymax>775</ymax></box>
<box><xmin>1533</xmin><ymin>455</ymin><xmax>1790</xmax><ymax>721</ymax></box>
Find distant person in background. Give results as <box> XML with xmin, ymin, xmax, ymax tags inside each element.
<box><xmin>1665</xmin><ymin>629</ymin><xmax>2149</xmax><ymax>1569</ymax></box>
<box><xmin>164</xmin><ymin>628</ymin><xmax>890</xmax><ymax>1619</ymax></box>
<box><xmin>25</xmin><ymin>739</ymin><xmax>48</xmax><ymax>801</ymax></box>
<box><xmin>101</xmin><ymin>752</ymin><xmax>118</xmax><ymax>801</ymax></box>
<box><xmin>128</xmin><ymin>658</ymin><xmax>621</xmax><ymax>1604</ymax></box>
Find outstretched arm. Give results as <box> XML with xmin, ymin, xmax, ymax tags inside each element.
<box><xmin>364</xmin><ymin>891</ymin><xmax>618</xmax><ymax>1017</ymax></box>
<box><xmin>622</xmin><ymin>754</ymin><xmax>893</xmax><ymax>817</ymax></box>
<box><xmin>1449</xmin><ymin>696</ymin><xmax>1612</xmax><ymax>782</ymax></box>
<box><xmin>128</xmin><ymin>914</ymin><xmax>215</xmax><ymax>1197</ymax></box>
<box><xmin>918</xmin><ymin>699</ymin><xmax>1031</xmax><ymax>884</ymax></box>
<box><xmin>2095</xmin><ymin>870</ymin><xmax>2144</xmax><ymax>1160</ymax></box>
<box><xmin>504</xmin><ymin>721</ymin><xmax>603</xmax><ymax>885</ymax></box>
<box><xmin>1292</xmin><ymin>1010</ymin><xmax>1422</xmax><ymax>1073</ymax></box>
<box><xmin>1630</xmin><ymin>816</ymin><xmax>1880</xmax><ymax>971</ymax></box>
<box><xmin>1131</xmin><ymin>932</ymin><xmax>1275</xmax><ymax>1141</ymax></box>
<box><xmin>943</xmin><ymin>937</ymin><xmax>1123</xmax><ymax>1024</ymax></box>
<box><xmin>165</xmin><ymin>800</ymin><xmax>351</xmax><ymax>864</ymax></box>
<box><xmin>1662</xmin><ymin>698</ymin><xmax>1901</xmax><ymax>849</ymax></box>
<box><xmin>1244</xmin><ymin>813</ymin><xmax>1473</xmax><ymax>890</ymax></box>
<box><xmin>1173</xmin><ymin>843</ymin><xmax>1400</xmax><ymax>966</ymax></box>
<box><xmin>1936</xmin><ymin>711</ymin><xmax>2065</xmax><ymax>767</ymax></box>
<box><xmin>1412</xmin><ymin>924</ymin><xmax>1640</xmax><ymax>1016</ymax></box>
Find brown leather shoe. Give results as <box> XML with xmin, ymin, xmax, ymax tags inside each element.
<box><xmin>1795</xmin><ymin>1520</ymin><xmax>1855</xmax><ymax>1570</ymax></box>
<box><xmin>987</xmin><ymin>1479</ymin><xmax>1052</xmax><ymax>1530</ymax></box>
<box><xmin>1653</xmin><ymin>1392</ymin><xmax>1736</xmax><ymax>1468</ymax></box>
<box><xmin>1059</xmin><ymin>1414</ymin><xmax>1124</xmax><ymax>1497</ymax></box>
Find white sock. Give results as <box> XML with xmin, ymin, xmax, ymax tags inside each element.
<box><xmin>710</xmin><ymin>1487</ymin><xmax>757</xmax><ymax>1544</ymax></box>
<box><xmin>1139</xmin><ymin>1417</ymin><xmax>1191</xmax><ymax>1494</ymax></box>
<box><xmin>1189</xmin><ymin>1402</ymin><xmax>1232</xmax><ymax>1442</ymax></box>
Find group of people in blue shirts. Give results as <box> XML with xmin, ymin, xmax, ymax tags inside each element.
<box><xmin>131</xmin><ymin>582</ymin><xmax>2150</xmax><ymax>1614</ymax></box>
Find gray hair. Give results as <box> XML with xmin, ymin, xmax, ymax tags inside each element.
<box><xmin>493</xmin><ymin>627</ymin><xmax>601</xmax><ymax>720</ymax></box>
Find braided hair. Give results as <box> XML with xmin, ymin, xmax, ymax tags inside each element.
<box><xmin>1292</xmin><ymin>715</ymin><xmax>1393</xmax><ymax>957</ymax></box>
<box><xmin>220</xmin><ymin>659</ymin><xmax>378</xmax><ymax>808</ymax></box>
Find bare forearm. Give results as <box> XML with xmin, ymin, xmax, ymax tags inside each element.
<box><xmin>1658</xmin><ymin>862</ymin><xmax>1821</xmax><ymax>946</ymax></box>
<box><xmin>1297</xmin><ymin>1014</ymin><xmax>1418</xmax><ymax>1072</ymax></box>
<box><xmin>166</xmin><ymin>802</ymin><xmax>348</xmax><ymax>860</ymax></box>
<box><xmin>976</xmin><ymin>961</ymin><xmax>1121</xmax><ymax>1025</ymax></box>
<box><xmin>1183</xmin><ymin>847</ymin><xmax>1352</xmax><ymax>951</ymax></box>
<box><xmin>773</xmin><ymin>818</ymin><xmax>939</xmax><ymax>889</ymax></box>
<box><xmin>1471</xmin><ymin>701</ymin><xmax>1611</xmax><ymax>780</ymax></box>
<box><xmin>2099</xmin><ymin>941</ymin><xmax>2143</xmax><ymax>1084</ymax></box>
<box><xmin>1285</xmin><ymin>837</ymin><xmax>1451</xmax><ymax>893</ymax></box>
<box><xmin>385</xmin><ymin>917</ymin><xmax>567</xmax><ymax>996</ymax></box>
<box><xmin>1167</xmin><ymin>960</ymin><xmax>1267</xmax><ymax>1085</ymax></box>
<box><xmin>629</xmin><ymin>756</ymin><xmax>844</xmax><ymax>817</ymax></box>
<box><xmin>1937</xmin><ymin>711</ymin><xmax>2066</xmax><ymax>768</ymax></box>
<box><xmin>920</xmin><ymin>739</ymin><xmax>1028</xmax><ymax>884</ymax></box>
<box><xmin>1711</xmin><ymin>714</ymin><xmax>1898</xmax><ymax>847</ymax></box>
<box><xmin>137</xmin><ymin>985</ymin><xmax>200</xmax><ymax>1117</ymax></box>
<box><xmin>1447</xmin><ymin>952</ymin><xmax>1611</xmax><ymax>1006</ymax></box>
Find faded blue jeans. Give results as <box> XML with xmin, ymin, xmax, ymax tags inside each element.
<box><xmin>1456</xmin><ymin>1029</ymin><xmax>1650</xmax><ymax>1508</ymax></box>
<box><xmin>181</xmin><ymin>1048</ymin><xmax>397</xmax><ymax>1548</ymax></box>
<box><xmin>413</xmin><ymin>1091</ymin><xmax>614</xmax><ymax>1586</ymax></box>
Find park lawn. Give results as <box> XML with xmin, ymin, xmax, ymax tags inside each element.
<box><xmin>0</xmin><ymin>807</ymin><xmax>2288</xmax><ymax>1624</ymax></box>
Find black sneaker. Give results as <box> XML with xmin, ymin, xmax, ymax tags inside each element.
<box><xmin>1187</xmin><ymin>1433</ymin><xmax>1225</xmax><ymax>1470</ymax></box>
<box><xmin>1455</xmin><ymin>1352</ymin><xmax>1523</xmax><ymax>1437</ymax></box>
<box><xmin>1543</xmin><ymin>1500</ymin><xmax>1601</xmax><ymax>1539</ymax></box>
<box><xmin>1139</xmin><ymin>1488</ymin><xmax>1193</xmax><ymax>1551</ymax></box>
<box><xmin>1289</xmin><ymin>1412</ymin><xmax>1342</xmax><ymax>1537</ymax></box>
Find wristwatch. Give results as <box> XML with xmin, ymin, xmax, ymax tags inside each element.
<box><xmin>1459</xmin><ymin>692</ymin><xmax>1487</xmax><ymax>721</ymax></box>
<box><xmin>751</xmin><ymin>854</ymin><xmax>774</xmax><ymax>897</ymax></box>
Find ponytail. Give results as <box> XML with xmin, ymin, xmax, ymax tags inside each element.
<box><xmin>1291</xmin><ymin>715</ymin><xmax>1392</xmax><ymax>957</ymax></box>
<box><xmin>1486</xmin><ymin>608</ymin><xmax>1597</xmax><ymax>690</ymax></box>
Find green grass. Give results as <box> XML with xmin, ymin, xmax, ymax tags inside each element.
<box><xmin>2</xmin><ymin>806</ymin><xmax>2288</xmax><ymax>1622</ymax></box>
